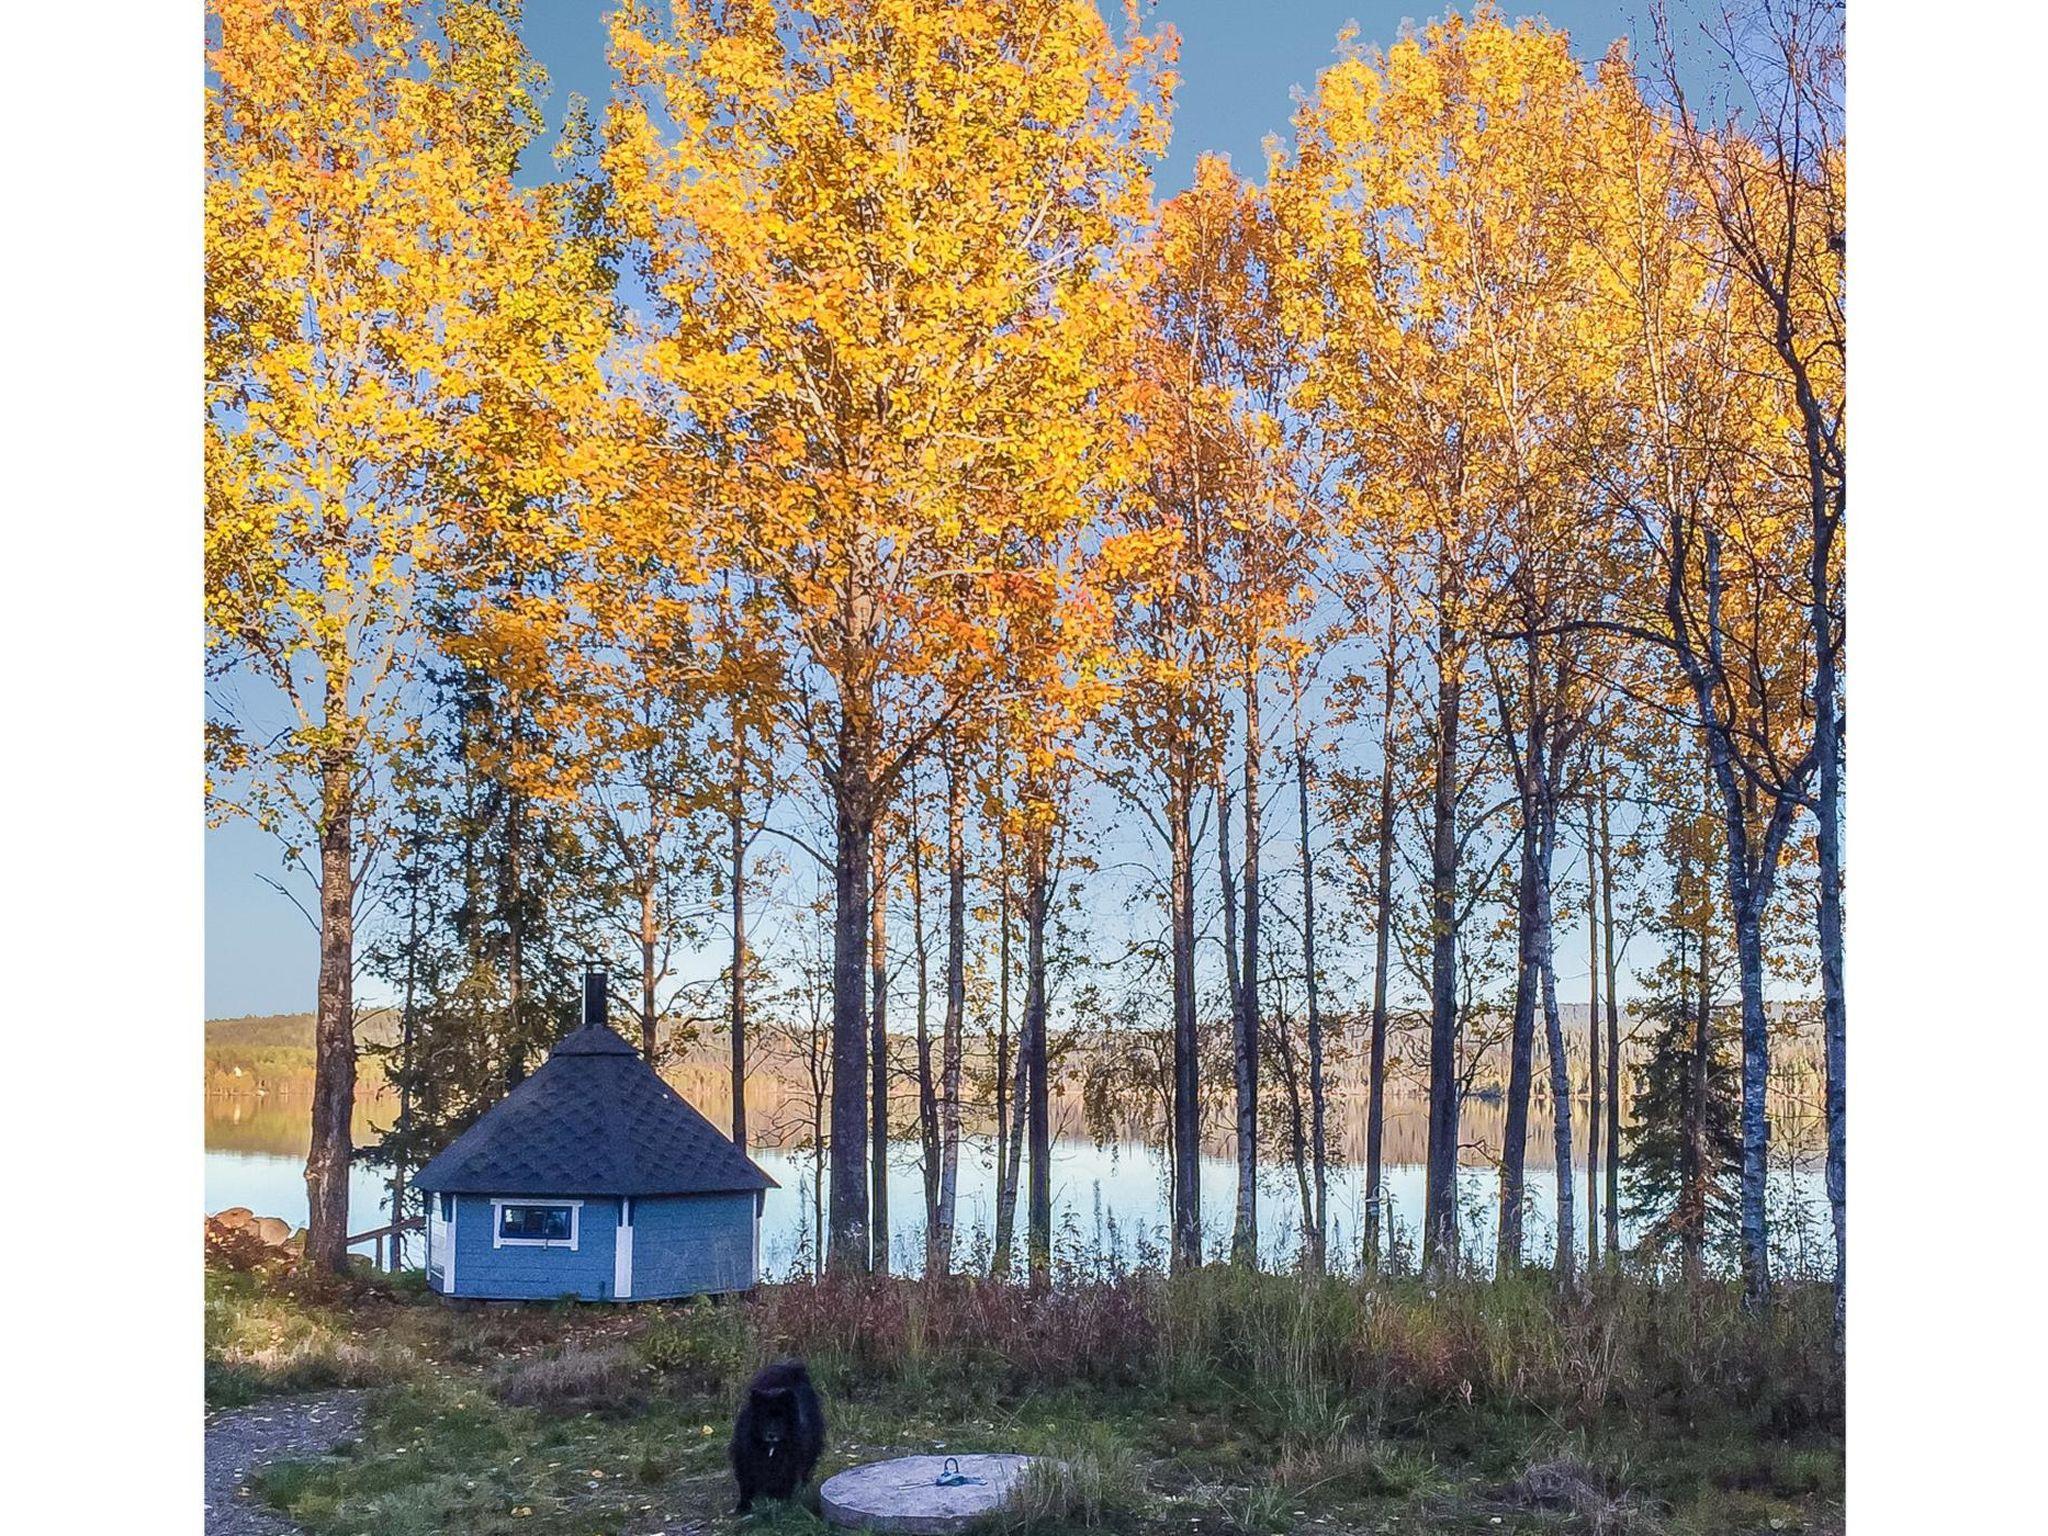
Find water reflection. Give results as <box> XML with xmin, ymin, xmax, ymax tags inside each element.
<box><xmin>206</xmin><ymin>1089</ymin><xmax>1827</xmax><ymax>1278</ymax></box>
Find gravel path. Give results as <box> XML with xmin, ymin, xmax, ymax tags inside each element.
<box><xmin>205</xmin><ymin>1390</ymin><xmax>367</xmax><ymax>1536</ymax></box>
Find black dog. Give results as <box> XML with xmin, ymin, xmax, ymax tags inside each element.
<box><xmin>730</xmin><ymin>1358</ymin><xmax>826</xmax><ymax>1513</ymax></box>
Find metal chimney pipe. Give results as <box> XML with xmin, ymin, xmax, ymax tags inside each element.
<box><xmin>583</xmin><ymin>964</ymin><xmax>608</xmax><ymax>1030</ymax></box>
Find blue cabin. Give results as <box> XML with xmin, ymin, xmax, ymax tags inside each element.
<box><xmin>414</xmin><ymin>971</ymin><xmax>774</xmax><ymax>1303</ymax></box>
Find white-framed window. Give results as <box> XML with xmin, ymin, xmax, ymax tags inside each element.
<box><xmin>491</xmin><ymin>1198</ymin><xmax>583</xmax><ymax>1249</ymax></box>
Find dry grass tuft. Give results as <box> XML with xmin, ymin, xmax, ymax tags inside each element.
<box><xmin>1511</xmin><ymin>1456</ymin><xmax>1660</xmax><ymax>1535</ymax></box>
<box><xmin>488</xmin><ymin>1343</ymin><xmax>645</xmax><ymax>1416</ymax></box>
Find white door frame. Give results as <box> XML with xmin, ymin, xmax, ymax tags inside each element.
<box><xmin>613</xmin><ymin>1197</ymin><xmax>634</xmax><ymax>1301</ymax></box>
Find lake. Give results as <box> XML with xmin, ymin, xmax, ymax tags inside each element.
<box><xmin>204</xmin><ymin>1089</ymin><xmax>1830</xmax><ymax>1279</ymax></box>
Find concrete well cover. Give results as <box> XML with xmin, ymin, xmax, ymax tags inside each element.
<box><xmin>819</xmin><ymin>1453</ymin><xmax>1040</xmax><ymax>1532</ymax></box>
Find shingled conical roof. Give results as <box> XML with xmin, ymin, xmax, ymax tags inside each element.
<box><xmin>413</xmin><ymin>1022</ymin><xmax>775</xmax><ymax>1198</ymax></box>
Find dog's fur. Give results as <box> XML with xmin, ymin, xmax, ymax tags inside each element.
<box><xmin>729</xmin><ymin>1358</ymin><xmax>826</xmax><ymax>1513</ymax></box>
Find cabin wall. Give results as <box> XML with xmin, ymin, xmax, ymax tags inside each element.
<box><xmin>629</xmin><ymin>1193</ymin><xmax>758</xmax><ymax>1298</ymax></box>
<box><xmin>447</xmin><ymin>1194</ymin><xmax>620</xmax><ymax>1301</ymax></box>
<box><xmin>426</xmin><ymin>1190</ymin><xmax>759</xmax><ymax>1301</ymax></box>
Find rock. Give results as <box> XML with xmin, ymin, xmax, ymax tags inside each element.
<box><xmin>213</xmin><ymin>1207</ymin><xmax>255</xmax><ymax>1231</ymax></box>
<box><xmin>252</xmin><ymin>1217</ymin><xmax>293</xmax><ymax>1248</ymax></box>
<box><xmin>819</xmin><ymin>1454</ymin><xmax>1040</xmax><ymax>1534</ymax></box>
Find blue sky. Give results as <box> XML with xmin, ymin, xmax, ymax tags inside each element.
<box><xmin>206</xmin><ymin>1</ymin><xmax>1697</xmax><ymax>1017</ymax></box>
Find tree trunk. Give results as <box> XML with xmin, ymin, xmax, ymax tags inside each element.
<box><xmin>828</xmin><ymin>758</ymin><xmax>873</xmax><ymax>1275</ymax></box>
<box><xmin>1024</xmin><ymin>849</ymin><xmax>1053</xmax><ymax>1285</ymax></box>
<box><xmin>991</xmin><ymin>765</ymin><xmax>1020</xmax><ymax>1279</ymax></box>
<box><xmin>1813</xmin><ymin>521</ymin><xmax>1846</xmax><ymax>1340</ymax></box>
<box><xmin>1536</xmin><ymin>801</ymin><xmax>1575</xmax><ymax>1286</ymax></box>
<box><xmin>1170</xmin><ymin>773</ymin><xmax>1202</xmax><ymax>1272</ymax></box>
<box><xmin>1585</xmin><ymin>801</ymin><xmax>1602</xmax><ymax>1274</ymax></box>
<box><xmin>996</xmin><ymin>1017</ymin><xmax>1028</xmax><ymax>1277</ymax></box>
<box><xmin>1297</xmin><ymin>747</ymin><xmax>1327</xmax><ymax>1273</ymax></box>
<box><xmin>934</xmin><ymin>751</ymin><xmax>967</xmax><ymax>1274</ymax></box>
<box><xmin>504</xmin><ymin>788</ymin><xmax>527</xmax><ymax>1090</ymax></box>
<box><xmin>306</xmin><ymin>754</ymin><xmax>357</xmax><ymax>1275</ymax></box>
<box><xmin>1234</xmin><ymin>672</ymin><xmax>1263</xmax><ymax>1265</ymax></box>
<box><xmin>390</xmin><ymin>814</ymin><xmax>422</xmax><ymax>1271</ymax></box>
<box><xmin>1599</xmin><ymin>768</ymin><xmax>1622</xmax><ymax>1260</ymax></box>
<box><xmin>1217</xmin><ymin>754</ymin><xmax>1254</xmax><ymax>1267</ymax></box>
<box><xmin>1364</xmin><ymin>636</ymin><xmax>1396</xmax><ymax>1272</ymax></box>
<box><xmin>1674</xmin><ymin>525</ymin><xmax>1789</xmax><ymax>1306</ymax></box>
<box><xmin>1675</xmin><ymin>921</ymin><xmax>1703</xmax><ymax>1280</ymax></box>
<box><xmin>912</xmin><ymin>794</ymin><xmax>940</xmax><ymax>1270</ymax></box>
<box><xmin>1498</xmin><ymin>800</ymin><xmax>1540</xmax><ymax>1276</ymax></box>
<box><xmin>730</xmin><ymin>775</ymin><xmax>748</xmax><ymax>1150</ymax></box>
<box><xmin>1271</xmin><ymin>1002</ymin><xmax>1313</xmax><ymax>1257</ymax></box>
<box><xmin>870</xmin><ymin>826</ymin><xmax>891</xmax><ymax>1275</ymax></box>
<box><xmin>1424</xmin><ymin>610</ymin><xmax>1464</xmax><ymax>1274</ymax></box>
<box><xmin>1732</xmin><ymin>878</ymin><xmax>1773</xmax><ymax>1304</ymax></box>
<box><xmin>1684</xmin><ymin>887</ymin><xmax>1712</xmax><ymax>1283</ymax></box>
<box><xmin>641</xmin><ymin>828</ymin><xmax>660</xmax><ymax>1066</ymax></box>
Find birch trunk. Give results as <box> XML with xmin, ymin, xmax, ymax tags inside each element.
<box><xmin>991</xmin><ymin>766</ymin><xmax>1019</xmax><ymax>1277</ymax></box>
<box><xmin>306</xmin><ymin>752</ymin><xmax>357</xmax><ymax>1275</ymax></box>
<box><xmin>640</xmin><ymin>845</ymin><xmax>660</xmax><ymax>1066</ymax></box>
<box><xmin>1297</xmin><ymin>747</ymin><xmax>1327</xmax><ymax>1272</ymax></box>
<box><xmin>1498</xmin><ymin>804</ymin><xmax>1540</xmax><ymax>1275</ymax></box>
<box><xmin>912</xmin><ymin>802</ymin><xmax>940</xmax><ymax>1269</ymax></box>
<box><xmin>1424</xmin><ymin>607</ymin><xmax>1464</xmax><ymax>1274</ymax></box>
<box><xmin>504</xmin><ymin>788</ymin><xmax>526</xmax><ymax>1089</ymax></box>
<box><xmin>1585</xmin><ymin>803</ymin><xmax>1601</xmax><ymax>1273</ymax></box>
<box><xmin>730</xmin><ymin>774</ymin><xmax>748</xmax><ymax>1150</ymax></box>
<box><xmin>1234</xmin><ymin>673</ymin><xmax>1262</xmax><ymax>1266</ymax></box>
<box><xmin>869</xmin><ymin>828</ymin><xmax>891</xmax><ymax>1275</ymax></box>
<box><xmin>1813</xmin><ymin>523</ymin><xmax>1846</xmax><ymax>1338</ymax></box>
<box><xmin>1536</xmin><ymin>801</ymin><xmax>1575</xmax><ymax>1286</ymax></box>
<box><xmin>827</xmin><ymin>753</ymin><xmax>873</xmax><ymax>1275</ymax></box>
<box><xmin>1364</xmin><ymin>636</ymin><xmax>1396</xmax><ymax>1271</ymax></box>
<box><xmin>1217</xmin><ymin>757</ymin><xmax>1253</xmax><ymax>1266</ymax></box>
<box><xmin>1170</xmin><ymin>773</ymin><xmax>1202</xmax><ymax>1272</ymax></box>
<box><xmin>934</xmin><ymin>753</ymin><xmax>967</xmax><ymax>1273</ymax></box>
<box><xmin>1599</xmin><ymin>769</ymin><xmax>1623</xmax><ymax>1260</ymax></box>
<box><xmin>1023</xmin><ymin>851</ymin><xmax>1052</xmax><ymax>1285</ymax></box>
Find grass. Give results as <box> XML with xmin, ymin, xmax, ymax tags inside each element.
<box><xmin>210</xmin><ymin>1262</ymin><xmax>1843</xmax><ymax>1535</ymax></box>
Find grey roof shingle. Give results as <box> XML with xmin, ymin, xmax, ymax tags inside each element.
<box><xmin>413</xmin><ymin>1024</ymin><xmax>776</xmax><ymax>1197</ymax></box>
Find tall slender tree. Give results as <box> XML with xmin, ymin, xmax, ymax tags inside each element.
<box><xmin>206</xmin><ymin>0</ymin><xmax>567</xmax><ymax>1271</ymax></box>
<box><xmin>1277</xmin><ymin>9</ymin><xmax>1598</xmax><ymax>1271</ymax></box>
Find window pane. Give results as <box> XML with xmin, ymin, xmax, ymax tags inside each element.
<box><xmin>500</xmin><ymin>1204</ymin><xmax>572</xmax><ymax>1241</ymax></box>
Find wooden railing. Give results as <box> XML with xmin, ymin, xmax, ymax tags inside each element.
<box><xmin>348</xmin><ymin>1214</ymin><xmax>424</xmax><ymax>1271</ymax></box>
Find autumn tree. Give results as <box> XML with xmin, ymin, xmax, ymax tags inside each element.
<box><xmin>605</xmin><ymin>0</ymin><xmax>1169</xmax><ymax>1273</ymax></box>
<box><xmin>1276</xmin><ymin>6</ymin><xmax>1589</xmax><ymax>1272</ymax></box>
<box><xmin>205</xmin><ymin>0</ymin><xmax>564</xmax><ymax>1271</ymax></box>
<box><xmin>1121</xmin><ymin>157</ymin><xmax>1320</xmax><ymax>1268</ymax></box>
<box><xmin>1575</xmin><ymin>50</ymin><xmax>1824</xmax><ymax>1303</ymax></box>
<box><xmin>1654</xmin><ymin>0</ymin><xmax>1845</xmax><ymax>1325</ymax></box>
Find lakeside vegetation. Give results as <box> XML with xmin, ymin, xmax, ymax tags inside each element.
<box><xmin>208</xmin><ymin>1260</ymin><xmax>1841</xmax><ymax>1535</ymax></box>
